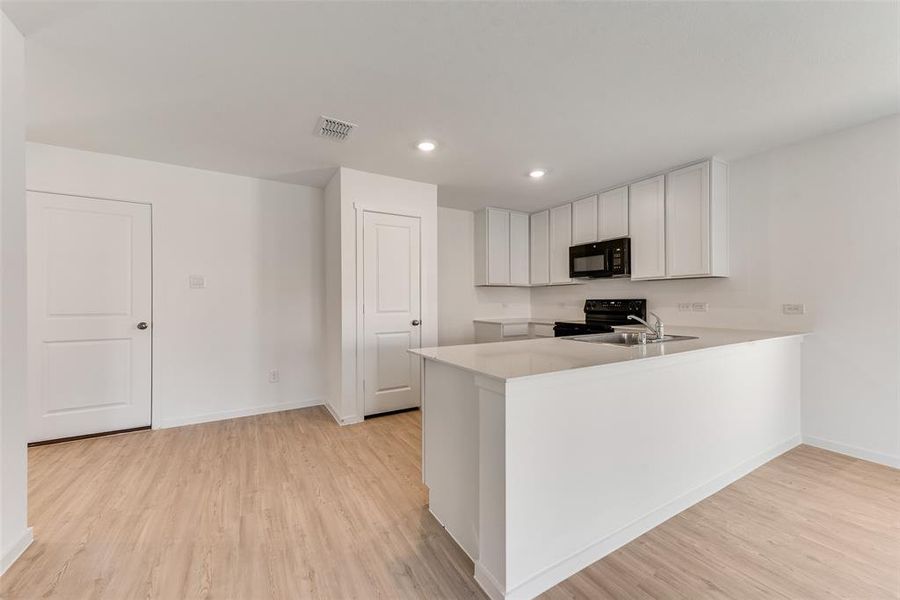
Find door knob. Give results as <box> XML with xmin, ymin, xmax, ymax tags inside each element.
<box><xmin>411</xmin><ymin>319</ymin><xmax>421</xmax><ymax>326</ymax></box>
<box><xmin>137</xmin><ymin>322</ymin><xmax>149</xmax><ymax>330</ymax></box>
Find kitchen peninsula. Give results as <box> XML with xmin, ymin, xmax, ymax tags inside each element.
<box><xmin>410</xmin><ymin>327</ymin><xmax>806</xmax><ymax>600</ymax></box>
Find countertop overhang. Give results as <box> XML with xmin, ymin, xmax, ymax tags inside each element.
<box><xmin>410</xmin><ymin>327</ymin><xmax>808</xmax><ymax>382</ymax></box>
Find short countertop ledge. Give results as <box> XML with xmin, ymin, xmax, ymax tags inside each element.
<box><xmin>411</xmin><ymin>326</ymin><xmax>808</xmax><ymax>382</ymax></box>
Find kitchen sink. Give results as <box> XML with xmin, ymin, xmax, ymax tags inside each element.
<box><xmin>566</xmin><ymin>332</ymin><xmax>698</xmax><ymax>347</ymax></box>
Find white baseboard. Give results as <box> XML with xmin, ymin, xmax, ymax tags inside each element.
<box><xmin>322</xmin><ymin>401</ymin><xmax>364</xmax><ymax>426</ymax></box>
<box><xmin>1</xmin><ymin>527</ymin><xmax>33</xmax><ymax>576</ymax></box>
<box><xmin>501</xmin><ymin>434</ymin><xmax>801</xmax><ymax>600</ymax></box>
<box><xmin>154</xmin><ymin>397</ymin><xmax>324</xmax><ymax>429</ymax></box>
<box><xmin>803</xmin><ymin>435</ymin><xmax>900</xmax><ymax>469</ymax></box>
<box><xmin>474</xmin><ymin>562</ymin><xmax>505</xmax><ymax>600</ymax></box>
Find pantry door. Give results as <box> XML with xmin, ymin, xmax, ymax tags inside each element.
<box><xmin>361</xmin><ymin>211</ymin><xmax>422</xmax><ymax>416</ymax></box>
<box><xmin>27</xmin><ymin>192</ymin><xmax>152</xmax><ymax>442</ymax></box>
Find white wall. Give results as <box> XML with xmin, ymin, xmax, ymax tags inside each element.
<box><xmin>437</xmin><ymin>207</ymin><xmax>531</xmax><ymax>346</ymax></box>
<box><xmin>26</xmin><ymin>143</ymin><xmax>326</xmax><ymax>428</ymax></box>
<box><xmin>324</xmin><ymin>167</ymin><xmax>438</xmax><ymax>424</ymax></box>
<box><xmin>531</xmin><ymin>115</ymin><xmax>900</xmax><ymax>467</ymax></box>
<box><xmin>0</xmin><ymin>10</ymin><xmax>32</xmax><ymax>575</ymax></box>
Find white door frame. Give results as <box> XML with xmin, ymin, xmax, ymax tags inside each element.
<box><xmin>354</xmin><ymin>204</ymin><xmax>423</xmax><ymax>421</ymax></box>
<box><xmin>26</xmin><ymin>189</ymin><xmax>154</xmax><ymax>437</ymax></box>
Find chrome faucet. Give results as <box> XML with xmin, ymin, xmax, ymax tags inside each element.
<box><xmin>628</xmin><ymin>312</ymin><xmax>665</xmax><ymax>340</ymax></box>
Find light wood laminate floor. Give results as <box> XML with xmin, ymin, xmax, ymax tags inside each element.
<box><xmin>2</xmin><ymin>407</ymin><xmax>898</xmax><ymax>599</ymax></box>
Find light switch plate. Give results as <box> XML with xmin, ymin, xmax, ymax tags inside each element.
<box><xmin>783</xmin><ymin>303</ymin><xmax>806</xmax><ymax>315</ymax></box>
<box><xmin>189</xmin><ymin>274</ymin><xmax>206</xmax><ymax>289</ymax></box>
<box><xmin>692</xmin><ymin>302</ymin><xmax>709</xmax><ymax>312</ymax></box>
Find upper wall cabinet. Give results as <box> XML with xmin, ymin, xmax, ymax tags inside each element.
<box><xmin>665</xmin><ymin>160</ymin><xmax>728</xmax><ymax>278</ymax></box>
<box><xmin>629</xmin><ymin>159</ymin><xmax>729</xmax><ymax>281</ymax></box>
<box><xmin>571</xmin><ymin>195</ymin><xmax>599</xmax><ymax>244</ymax></box>
<box><xmin>530</xmin><ymin>210</ymin><xmax>550</xmax><ymax>285</ymax></box>
<box><xmin>629</xmin><ymin>175</ymin><xmax>667</xmax><ymax>280</ymax></box>
<box><xmin>549</xmin><ymin>204</ymin><xmax>573</xmax><ymax>284</ymax></box>
<box><xmin>474</xmin><ymin>207</ymin><xmax>530</xmax><ymax>286</ymax></box>
<box><xmin>597</xmin><ymin>186</ymin><xmax>629</xmax><ymax>241</ymax></box>
<box><xmin>509</xmin><ymin>211</ymin><xmax>530</xmax><ymax>285</ymax></box>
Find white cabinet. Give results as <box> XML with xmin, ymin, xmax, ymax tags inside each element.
<box><xmin>529</xmin><ymin>210</ymin><xmax>550</xmax><ymax>285</ymax></box>
<box><xmin>571</xmin><ymin>195</ymin><xmax>598</xmax><ymax>244</ymax></box>
<box><xmin>598</xmin><ymin>186</ymin><xmax>629</xmax><ymax>240</ymax></box>
<box><xmin>474</xmin><ymin>208</ymin><xmax>530</xmax><ymax>286</ymax></box>
<box><xmin>475</xmin><ymin>159</ymin><xmax>727</xmax><ymax>287</ymax></box>
<box><xmin>666</xmin><ymin>160</ymin><xmax>728</xmax><ymax>278</ymax></box>
<box><xmin>549</xmin><ymin>204</ymin><xmax>572</xmax><ymax>284</ymax></box>
<box><xmin>628</xmin><ymin>160</ymin><xmax>729</xmax><ymax>281</ymax></box>
<box><xmin>509</xmin><ymin>211</ymin><xmax>530</xmax><ymax>285</ymax></box>
<box><xmin>474</xmin><ymin>321</ymin><xmax>530</xmax><ymax>343</ymax></box>
<box><xmin>629</xmin><ymin>175</ymin><xmax>666</xmax><ymax>280</ymax></box>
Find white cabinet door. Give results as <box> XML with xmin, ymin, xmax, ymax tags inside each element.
<box><xmin>666</xmin><ymin>162</ymin><xmax>710</xmax><ymax>278</ymax></box>
<box><xmin>598</xmin><ymin>186</ymin><xmax>629</xmax><ymax>240</ymax></box>
<box><xmin>629</xmin><ymin>175</ymin><xmax>666</xmax><ymax>280</ymax></box>
<box><xmin>571</xmin><ymin>195</ymin><xmax>598</xmax><ymax>244</ymax></box>
<box><xmin>530</xmin><ymin>210</ymin><xmax>550</xmax><ymax>285</ymax></box>
<box><xmin>487</xmin><ymin>208</ymin><xmax>510</xmax><ymax>285</ymax></box>
<box><xmin>509</xmin><ymin>211</ymin><xmax>530</xmax><ymax>285</ymax></box>
<box><xmin>549</xmin><ymin>204</ymin><xmax>572</xmax><ymax>284</ymax></box>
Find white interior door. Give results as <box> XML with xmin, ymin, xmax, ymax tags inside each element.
<box><xmin>27</xmin><ymin>192</ymin><xmax>152</xmax><ymax>442</ymax></box>
<box><xmin>362</xmin><ymin>211</ymin><xmax>421</xmax><ymax>416</ymax></box>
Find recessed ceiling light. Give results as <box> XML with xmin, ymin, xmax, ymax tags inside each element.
<box><xmin>529</xmin><ymin>169</ymin><xmax>547</xmax><ymax>179</ymax></box>
<box><xmin>417</xmin><ymin>140</ymin><xmax>436</xmax><ymax>152</ymax></box>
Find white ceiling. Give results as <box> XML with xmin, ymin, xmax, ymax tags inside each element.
<box><xmin>3</xmin><ymin>1</ymin><xmax>898</xmax><ymax>211</ymax></box>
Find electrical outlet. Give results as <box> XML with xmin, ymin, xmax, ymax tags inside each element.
<box><xmin>691</xmin><ymin>302</ymin><xmax>709</xmax><ymax>312</ymax></box>
<box><xmin>268</xmin><ymin>369</ymin><xmax>280</xmax><ymax>383</ymax></box>
<box><xmin>782</xmin><ymin>303</ymin><xmax>806</xmax><ymax>315</ymax></box>
<box><xmin>678</xmin><ymin>303</ymin><xmax>692</xmax><ymax>312</ymax></box>
<box><xmin>189</xmin><ymin>274</ymin><xmax>206</xmax><ymax>289</ymax></box>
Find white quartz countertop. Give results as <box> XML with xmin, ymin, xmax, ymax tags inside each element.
<box><xmin>473</xmin><ymin>317</ymin><xmax>583</xmax><ymax>325</ymax></box>
<box><xmin>410</xmin><ymin>327</ymin><xmax>807</xmax><ymax>381</ymax></box>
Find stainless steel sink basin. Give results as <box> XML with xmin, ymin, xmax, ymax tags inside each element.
<box><xmin>566</xmin><ymin>332</ymin><xmax>698</xmax><ymax>347</ymax></box>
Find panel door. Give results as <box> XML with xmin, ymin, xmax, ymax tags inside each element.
<box><xmin>487</xmin><ymin>208</ymin><xmax>510</xmax><ymax>285</ymax></box>
<box><xmin>549</xmin><ymin>204</ymin><xmax>572</xmax><ymax>284</ymax></box>
<box><xmin>629</xmin><ymin>176</ymin><xmax>666</xmax><ymax>280</ymax></box>
<box><xmin>509</xmin><ymin>211</ymin><xmax>530</xmax><ymax>285</ymax></box>
<box><xmin>27</xmin><ymin>192</ymin><xmax>152</xmax><ymax>442</ymax></box>
<box><xmin>529</xmin><ymin>210</ymin><xmax>550</xmax><ymax>285</ymax></box>
<box><xmin>598</xmin><ymin>186</ymin><xmax>629</xmax><ymax>240</ymax></box>
<box><xmin>363</xmin><ymin>211</ymin><xmax>422</xmax><ymax>415</ymax></box>
<box><xmin>666</xmin><ymin>162</ymin><xmax>711</xmax><ymax>277</ymax></box>
<box><xmin>571</xmin><ymin>195</ymin><xmax>598</xmax><ymax>244</ymax></box>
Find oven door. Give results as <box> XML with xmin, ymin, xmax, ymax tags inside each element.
<box><xmin>569</xmin><ymin>242</ymin><xmax>611</xmax><ymax>278</ymax></box>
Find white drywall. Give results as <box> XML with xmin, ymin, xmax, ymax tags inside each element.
<box><xmin>26</xmin><ymin>143</ymin><xmax>326</xmax><ymax>429</ymax></box>
<box><xmin>0</xmin><ymin>10</ymin><xmax>32</xmax><ymax>575</ymax></box>
<box><xmin>437</xmin><ymin>207</ymin><xmax>531</xmax><ymax>346</ymax></box>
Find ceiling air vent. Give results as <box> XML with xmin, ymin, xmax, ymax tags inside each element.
<box><xmin>315</xmin><ymin>115</ymin><xmax>357</xmax><ymax>142</ymax></box>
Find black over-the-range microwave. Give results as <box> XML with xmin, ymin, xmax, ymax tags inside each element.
<box><xmin>569</xmin><ymin>237</ymin><xmax>631</xmax><ymax>279</ymax></box>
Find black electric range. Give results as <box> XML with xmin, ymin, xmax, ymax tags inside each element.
<box><xmin>553</xmin><ymin>299</ymin><xmax>647</xmax><ymax>337</ymax></box>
